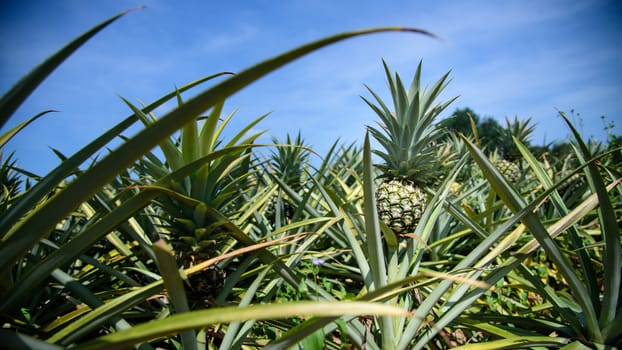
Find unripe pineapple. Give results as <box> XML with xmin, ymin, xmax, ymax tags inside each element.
<box><xmin>164</xmin><ymin>202</ymin><xmax>227</xmax><ymax>309</ymax></box>
<box><xmin>376</xmin><ymin>179</ymin><xmax>427</xmax><ymax>234</ymax></box>
<box><xmin>491</xmin><ymin>115</ymin><xmax>535</xmax><ymax>184</ymax></box>
<box><xmin>493</xmin><ymin>158</ymin><xmax>521</xmax><ymax>183</ymax></box>
<box><xmin>131</xmin><ymin>99</ymin><xmax>265</xmax><ymax>310</ymax></box>
<box><xmin>364</xmin><ymin>60</ymin><xmax>457</xmax><ymax>234</ymax></box>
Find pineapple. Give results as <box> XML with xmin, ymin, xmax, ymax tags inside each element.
<box><xmin>266</xmin><ymin>132</ymin><xmax>310</xmax><ymax>222</ymax></box>
<box><xmin>493</xmin><ymin>156</ymin><xmax>521</xmax><ymax>184</ymax></box>
<box><xmin>163</xmin><ymin>201</ymin><xmax>227</xmax><ymax>309</ymax></box>
<box><xmin>363</xmin><ymin>60</ymin><xmax>457</xmax><ymax>234</ymax></box>
<box><xmin>502</xmin><ymin>116</ymin><xmax>535</xmax><ymax>162</ymax></box>
<box><xmin>129</xmin><ymin>98</ymin><xmax>266</xmax><ymax>309</ymax></box>
<box><xmin>492</xmin><ymin>116</ymin><xmax>536</xmax><ymax>184</ymax></box>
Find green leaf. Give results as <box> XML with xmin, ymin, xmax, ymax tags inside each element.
<box><xmin>558</xmin><ymin>111</ymin><xmax>621</xmax><ymax>331</ymax></box>
<box><xmin>0</xmin><ymin>110</ymin><xmax>55</xmax><ymax>148</ymax></box>
<box><xmin>48</xmin><ymin>280</ymin><xmax>164</xmax><ymax>345</ymax></box>
<box><xmin>362</xmin><ymin>132</ymin><xmax>387</xmax><ymax>289</ymax></box>
<box><xmin>0</xmin><ymin>26</ymin><xmax>435</xmax><ymax>278</ymax></box>
<box><xmin>452</xmin><ymin>336</ymin><xmax>570</xmax><ymax>350</ymax></box>
<box><xmin>363</xmin><ymin>131</ymin><xmax>395</xmax><ymax>349</ymax></box>
<box><xmin>73</xmin><ymin>301</ymin><xmax>411</xmax><ymax>350</ymax></box>
<box><xmin>460</xmin><ymin>133</ymin><xmax>602</xmax><ymax>342</ymax></box>
<box><xmin>300</xmin><ymin>328</ymin><xmax>325</xmax><ymax>350</ymax></box>
<box><xmin>560</xmin><ymin>340</ymin><xmax>596</xmax><ymax>350</ymax></box>
<box><xmin>152</xmin><ymin>240</ymin><xmax>196</xmax><ymax>350</ymax></box>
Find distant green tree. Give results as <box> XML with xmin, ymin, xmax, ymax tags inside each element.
<box><xmin>441</xmin><ymin>108</ymin><xmax>551</xmax><ymax>161</ymax></box>
<box><xmin>478</xmin><ymin>116</ymin><xmax>505</xmax><ymax>151</ymax></box>
<box><xmin>439</xmin><ymin>107</ymin><xmax>480</xmax><ymax>137</ymax></box>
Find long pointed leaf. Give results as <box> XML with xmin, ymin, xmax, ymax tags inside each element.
<box><xmin>362</xmin><ymin>132</ymin><xmax>386</xmax><ymax>288</ymax></box>
<box><xmin>0</xmin><ymin>27</ymin><xmax>436</xmax><ymax>277</ymax></box>
<box><xmin>152</xmin><ymin>240</ymin><xmax>196</xmax><ymax>350</ymax></box>
<box><xmin>460</xmin><ymin>134</ymin><xmax>602</xmax><ymax>342</ymax></box>
<box><xmin>362</xmin><ymin>132</ymin><xmax>395</xmax><ymax>348</ymax></box>
<box><xmin>559</xmin><ymin>111</ymin><xmax>620</xmax><ymax>330</ymax></box>
<box><xmin>0</xmin><ymin>73</ymin><xmax>225</xmax><ymax>236</ymax></box>
<box><xmin>73</xmin><ymin>302</ymin><xmax>411</xmax><ymax>350</ymax></box>
<box><xmin>0</xmin><ymin>110</ymin><xmax>56</xmax><ymax>148</ymax></box>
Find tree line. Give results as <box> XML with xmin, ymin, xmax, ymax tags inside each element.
<box><xmin>439</xmin><ymin>107</ymin><xmax>621</xmax><ymax>166</ymax></box>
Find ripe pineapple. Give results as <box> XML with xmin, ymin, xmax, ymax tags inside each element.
<box><xmin>363</xmin><ymin>60</ymin><xmax>457</xmax><ymax>234</ymax></box>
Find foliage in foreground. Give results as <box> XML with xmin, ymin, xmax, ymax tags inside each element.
<box><xmin>1</xmin><ymin>8</ymin><xmax>621</xmax><ymax>350</ymax></box>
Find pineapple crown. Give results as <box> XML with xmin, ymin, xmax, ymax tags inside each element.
<box><xmin>363</xmin><ymin>60</ymin><xmax>458</xmax><ymax>184</ymax></box>
<box><xmin>269</xmin><ymin>131</ymin><xmax>310</xmax><ymax>192</ymax></box>
<box><xmin>502</xmin><ymin>115</ymin><xmax>536</xmax><ymax>161</ymax></box>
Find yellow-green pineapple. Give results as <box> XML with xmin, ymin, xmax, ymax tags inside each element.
<box><xmin>493</xmin><ymin>157</ymin><xmax>521</xmax><ymax>183</ymax></box>
<box><xmin>363</xmin><ymin>60</ymin><xmax>457</xmax><ymax>234</ymax></box>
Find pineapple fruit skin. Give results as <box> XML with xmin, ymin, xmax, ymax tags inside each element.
<box><xmin>493</xmin><ymin>159</ymin><xmax>521</xmax><ymax>183</ymax></box>
<box><xmin>376</xmin><ymin>179</ymin><xmax>427</xmax><ymax>234</ymax></box>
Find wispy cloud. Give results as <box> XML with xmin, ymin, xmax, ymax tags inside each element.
<box><xmin>1</xmin><ymin>0</ymin><xmax>619</xmax><ymax>175</ymax></box>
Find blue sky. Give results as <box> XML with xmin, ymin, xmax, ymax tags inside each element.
<box><xmin>1</xmin><ymin>0</ymin><xmax>621</xmax><ymax>175</ymax></box>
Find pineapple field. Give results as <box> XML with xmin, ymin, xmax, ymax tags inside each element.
<box><xmin>1</xmin><ymin>9</ymin><xmax>621</xmax><ymax>350</ymax></box>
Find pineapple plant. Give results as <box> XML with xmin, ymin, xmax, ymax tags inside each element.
<box><xmin>128</xmin><ymin>97</ymin><xmax>267</xmax><ymax>308</ymax></box>
<box><xmin>491</xmin><ymin>116</ymin><xmax>536</xmax><ymax>184</ymax></box>
<box><xmin>363</xmin><ymin>60</ymin><xmax>457</xmax><ymax>235</ymax></box>
<box><xmin>492</xmin><ymin>154</ymin><xmax>521</xmax><ymax>184</ymax></box>
<box><xmin>266</xmin><ymin>132</ymin><xmax>311</xmax><ymax>223</ymax></box>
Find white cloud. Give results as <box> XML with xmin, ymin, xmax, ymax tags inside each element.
<box><xmin>2</xmin><ymin>0</ymin><xmax>620</xmax><ymax>175</ymax></box>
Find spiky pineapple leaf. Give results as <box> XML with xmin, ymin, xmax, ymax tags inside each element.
<box><xmin>0</xmin><ymin>110</ymin><xmax>56</xmax><ymax>148</ymax></box>
<box><xmin>47</xmin><ymin>231</ymin><xmax>306</xmax><ymax>344</ymax></box>
<box><xmin>152</xmin><ymin>239</ymin><xmax>196</xmax><ymax>350</ymax></box>
<box><xmin>460</xmin><ymin>133</ymin><xmax>603</xmax><ymax>342</ymax></box>
<box><xmin>363</xmin><ymin>60</ymin><xmax>457</xmax><ymax>182</ymax></box>
<box><xmin>73</xmin><ymin>301</ymin><xmax>410</xmax><ymax>350</ymax></box>
<box><xmin>1</xmin><ymin>27</ymin><xmax>438</xmax><ymax>276</ymax></box>
<box><xmin>558</xmin><ymin>111</ymin><xmax>620</xmax><ymax>333</ymax></box>
<box><xmin>0</xmin><ymin>73</ymin><xmax>227</xmax><ymax>238</ymax></box>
